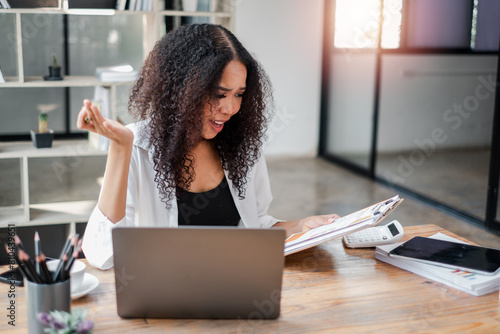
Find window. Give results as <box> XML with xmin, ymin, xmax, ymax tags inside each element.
<box><xmin>334</xmin><ymin>0</ymin><xmax>498</xmax><ymax>51</ymax></box>
<box><xmin>334</xmin><ymin>0</ymin><xmax>402</xmax><ymax>49</ymax></box>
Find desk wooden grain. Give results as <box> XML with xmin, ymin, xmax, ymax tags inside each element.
<box><xmin>1</xmin><ymin>225</ymin><xmax>499</xmax><ymax>333</ymax></box>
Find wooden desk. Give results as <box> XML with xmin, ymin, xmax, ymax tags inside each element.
<box><xmin>1</xmin><ymin>225</ymin><xmax>499</xmax><ymax>333</ymax></box>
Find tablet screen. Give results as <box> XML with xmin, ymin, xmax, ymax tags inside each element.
<box><xmin>388</xmin><ymin>236</ymin><xmax>500</xmax><ymax>275</ymax></box>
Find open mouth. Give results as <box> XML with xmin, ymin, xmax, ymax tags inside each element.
<box><xmin>209</xmin><ymin>120</ymin><xmax>226</xmax><ymax>133</ymax></box>
<box><xmin>211</xmin><ymin>120</ymin><xmax>224</xmax><ymax>128</ymax></box>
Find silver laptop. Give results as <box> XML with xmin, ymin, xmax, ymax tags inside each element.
<box><xmin>112</xmin><ymin>226</ymin><xmax>286</xmax><ymax>319</ymax></box>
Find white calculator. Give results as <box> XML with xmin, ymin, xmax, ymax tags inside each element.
<box><xmin>343</xmin><ymin>220</ymin><xmax>404</xmax><ymax>248</ymax></box>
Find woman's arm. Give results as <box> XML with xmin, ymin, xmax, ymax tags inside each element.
<box><xmin>77</xmin><ymin>99</ymin><xmax>134</xmax><ymax>223</ymax></box>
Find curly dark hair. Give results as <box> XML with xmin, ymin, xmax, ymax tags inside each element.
<box><xmin>128</xmin><ymin>23</ymin><xmax>273</xmax><ymax>207</ymax></box>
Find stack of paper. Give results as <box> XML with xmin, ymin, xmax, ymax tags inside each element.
<box><xmin>375</xmin><ymin>233</ymin><xmax>500</xmax><ymax>296</ymax></box>
<box><xmin>95</xmin><ymin>65</ymin><xmax>138</xmax><ymax>82</ymax></box>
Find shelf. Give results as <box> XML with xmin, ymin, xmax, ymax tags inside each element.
<box><xmin>0</xmin><ymin>8</ymin><xmax>232</xmax><ymax>17</ymax></box>
<box><xmin>30</xmin><ymin>200</ymin><xmax>97</xmax><ymax>224</ymax></box>
<box><xmin>0</xmin><ymin>75</ymin><xmax>135</xmax><ymax>88</ymax></box>
<box><xmin>0</xmin><ymin>200</ymin><xmax>97</xmax><ymax>226</ymax></box>
<box><xmin>0</xmin><ymin>206</ymin><xmax>24</xmax><ymax>225</ymax></box>
<box><xmin>0</xmin><ymin>140</ymin><xmax>108</xmax><ymax>159</ymax></box>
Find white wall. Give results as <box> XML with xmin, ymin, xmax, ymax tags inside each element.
<box><xmin>234</xmin><ymin>0</ymin><xmax>324</xmax><ymax>157</ymax></box>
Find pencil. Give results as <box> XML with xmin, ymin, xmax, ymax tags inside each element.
<box><xmin>64</xmin><ymin>239</ymin><xmax>83</xmax><ymax>278</ymax></box>
<box><xmin>3</xmin><ymin>244</ymin><xmax>28</xmax><ymax>281</ymax></box>
<box><xmin>58</xmin><ymin>233</ymin><xmax>73</xmax><ymax>260</ymax></box>
<box><xmin>34</xmin><ymin>231</ymin><xmax>42</xmax><ymax>277</ymax></box>
<box><xmin>52</xmin><ymin>234</ymin><xmax>78</xmax><ymax>282</ymax></box>
<box><xmin>55</xmin><ymin>254</ymin><xmax>69</xmax><ymax>283</ymax></box>
<box><xmin>18</xmin><ymin>249</ymin><xmax>42</xmax><ymax>284</ymax></box>
<box><xmin>14</xmin><ymin>235</ymin><xmax>26</xmax><ymax>252</ymax></box>
<box><xmin>67</xmin><ymin>234</ymin><xmax>80</xmax><ymax>257</ymax></box>
<box><xmin>36</xmin><ymin>253</ymin><xmax>53</xmax><ymax>284</ymax></box>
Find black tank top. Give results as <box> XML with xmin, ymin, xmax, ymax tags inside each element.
<box><xmin>176</xmin><ymin>176</ymin><xmax>241</xmax><ymax>226</ymax></box>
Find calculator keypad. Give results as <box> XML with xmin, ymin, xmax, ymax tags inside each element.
<box><xmin>343</xmin><ymin>221</ymin><xmax>404</xmax><ymax>248</ymax></box>
<box><xmin>346</xmin><ymin>228</ymin><xmax>387</xmax><ymax>243</ymax></box>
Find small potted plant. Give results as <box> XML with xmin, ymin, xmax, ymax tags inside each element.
<box><xmin>44</xmin><ymin>53</ymin><xmax>63</xmax><ymax>81</ymax></box>
<box><xmin>38</xmin><ymin>308</ymin><xmax>94</xmax><ymax>334</ymax></box>
<box><xmin>31</xmin><ymin>104</ymin><xmax>58</xmax><ymax>148</ymax></box>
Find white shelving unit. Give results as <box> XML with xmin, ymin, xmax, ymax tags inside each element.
<box><xmin>0</xmin><ymin>140</ymin><xmax>108</xmax><ymax>227</ymax></box>
<box><xmin>0</xmin><ymin>0</ymin><xmax>235</xmax><ymax>228</ymax></box>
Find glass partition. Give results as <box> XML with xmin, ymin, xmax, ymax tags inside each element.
<box><xmin>321</xmin><ymin>0</ymin><xmax>500</xmax><ymax>232</ymax></box>
<box><xmin>323</xmin><ymin>52</ymin><xmax>377</xmax><ymax>169</ymax></box>
<box><xmin>375</xmin><ymin>54</ymin><xmax>496</xmax><ymax>219</ymax></box>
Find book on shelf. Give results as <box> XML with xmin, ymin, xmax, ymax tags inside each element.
<box><xmin>68</xmin><ymin>0</ymin><xmax>117</xmax><ymax>9</ymax></box>
<box><xmin>8</xmin><ymin>0</ymin><xmax>58</xmax><ymax>8</ymax></box>
<box><xmin>125</xmin><ymin>0</ymin><xmax>152</xmax><ymax>11</ymax></box>
<box><xmin>0</xmin><ymin>0</ymin><xmax>11</xmax><ymax>9</ymax></box>
<box><xmin>375</xmin><ymin>233</ymin><xmax>500</xmax><ymax>296</ymax></box>
<box><xmin>128</xmin><ymin>0</ymin><xmax>136</xmax><ymax>11</ymax></box>
<box><xmin>142</xmin><ymin>0</ymin><xmax>152</xmax><ymax>11</ymax></box>
<box><xmin>0</xmin><ymin>66</ymin><xmax>5</xmax><ymax>84</ymax></box>
<box><xmin>284</xmin><ymin>195</ymin><xmax>403</xmax><ymax>256</ymax></box>
<box><xmin>116</xmin><ymin>0</ymin><xmax>128</xmax><ymax>10</ymax></box>
<box><xmin>95</xmin><ymin>64</ymin><xmax>138</xmax><ymax>82</ymax></box>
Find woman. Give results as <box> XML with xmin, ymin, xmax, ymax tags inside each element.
<box><xmin>78</xmin><ymin>23</ymin><xmax>339</xmax><ymax>270</ymax></box>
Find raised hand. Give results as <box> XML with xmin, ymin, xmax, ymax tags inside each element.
<box><xmin>77</xmin><ymin>99</ymin><xmax>133</xmax><ymax>147</ymax></box>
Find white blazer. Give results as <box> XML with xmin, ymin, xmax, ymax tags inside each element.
<box><xmin>82</xmin><ymin>122</ymin><xmax>280</xmax><ymax>269</ymax></box>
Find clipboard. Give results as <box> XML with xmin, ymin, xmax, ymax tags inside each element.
<box><xmin>284</xmin><ymin>195</ymin><xmax>404</xmax><ymax>256</ymax></box>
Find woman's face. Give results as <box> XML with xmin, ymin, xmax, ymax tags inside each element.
<box><xmin>201</xmin><ymin>60</ymin><xmax>247</xmax><ymax>140</ymax></box>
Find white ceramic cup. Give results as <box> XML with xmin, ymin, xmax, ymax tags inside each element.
<box><xmin>47</xmin><ymin>259</ymin><xmax>86</xmax><ymax>294</ymax></box>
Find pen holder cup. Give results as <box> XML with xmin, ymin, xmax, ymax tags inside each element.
<box><xmin>26</xmin><ymin>279</ymin><xmax>71</xmax><ymax>334</ymax></box>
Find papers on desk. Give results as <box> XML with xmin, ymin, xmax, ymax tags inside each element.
<box><xmin>375</xmin><ymin>233</ymin><xmax>500</xmax><ymax>296</ymax></box>
<box><xmin>284</xmin><ymin>195</ymin><xmax>403</xmax><ymax>256</ymax></box>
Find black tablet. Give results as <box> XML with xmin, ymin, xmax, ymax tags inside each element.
<box><xmin>388</xmin><ymin>236</ymin><xmax>500</xmax><ymax>276</ymax></box>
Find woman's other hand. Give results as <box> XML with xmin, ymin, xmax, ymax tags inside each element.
<box><xmin>300</xmin><ymin>214</ymin><xmax>341</xmax><ymax>233</ymax></box>
<box><xmin>273</xmin><ymin>214</ymin><xmax>341</xmax><ymax>238</ymax></box>
<box><xmin>77</xmin><ymin>99</ymin><xmax>133</xmax><ymax>148</ymax></box>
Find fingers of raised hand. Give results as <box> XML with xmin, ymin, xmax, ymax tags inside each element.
<box><xmin>77</xmin><ymin>105</ymin><xmax>91</xmax><ymax>129</ymax></box>
<box><xmin>77</xmin><ymin>101</ymin><xmax>105</xmax><ymax>133</ymax></box>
